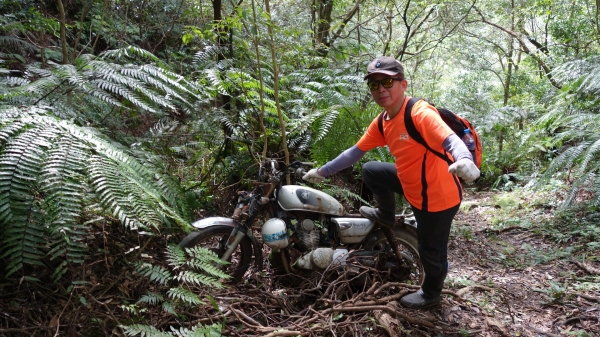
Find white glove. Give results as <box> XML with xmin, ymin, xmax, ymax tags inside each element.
<box><xmin>303</xmin><ymin>168</ymin><xmax>325</xmax><ymax>183</ymax></box>
<box><xmin>448</xmin><ymin>159</ymin><xmax>480</xmax><ymax>183</ymax></box>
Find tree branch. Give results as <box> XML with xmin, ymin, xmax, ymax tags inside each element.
<box><xmin>473</xmin><ymin>6</ymin><xmax>561</xmax><ymax>89</ymax></box>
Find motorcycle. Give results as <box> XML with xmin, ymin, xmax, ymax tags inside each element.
<box><xmin>179</xmin><ymin>159</ymin><xmax>424</xmax><ymax>286</ymax></box>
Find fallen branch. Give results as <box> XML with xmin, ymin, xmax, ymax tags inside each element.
<box><xmin>374</xmin><ymin>310</ymin><xmax>401</xmax><ymax>337</ymax></box>
<box><xmin>261</xmin><ymin>329</ymin><xmax>306</xmax><ymax>337</ymax></box>
<box><xmin>573</xmin><ymin>261</ymin><xmax>600</xmax><ymax>275</ymax></box>
<box><xmin>455</xmin><ymin>285</ymin><xmax>495</xmax><ymax>297</ymax></box>
<box><xmin>571</xmin><ymin>292</ymin><xmax>600</xmax><ymax>303</ymax></box>
<box><xmin>230</xmin><ymin>306</ymin><xmax>263</xmax><ymax>328</ymax></box>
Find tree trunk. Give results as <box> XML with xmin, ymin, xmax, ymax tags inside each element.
<box><xmin>250</xmin><ymin>0</ymin><xmax>268</xmax><ymax>160</ymax></box>
<box><xmin>71</xmin><ymin>0</ymin><xmax>93</xmax><ymax>62</ymax></box>
<box><xmin>265</xmin><ymin>0</ymin><xmax>290</xmax><ymax>174</ymax></box>
<box><xmin>56</xmin><ymin>0</ymin><xmax>69</xmax><ymax>64</ymax></box>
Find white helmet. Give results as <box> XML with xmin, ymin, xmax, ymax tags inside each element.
<box><xmin>261</xmin><ymin>218</ymin><xmax>288</xmax><ymax>249</ymax></box>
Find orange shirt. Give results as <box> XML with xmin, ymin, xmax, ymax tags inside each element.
<box><xmin>356</xmin><ymin>97</ymin><xmax>462</xmax><ymax>211</ymax></box>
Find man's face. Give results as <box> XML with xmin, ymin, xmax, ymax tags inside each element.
<box><xmin>368</xmin><ymin>74</ymin><xmax>407</xmax><ymax>109</ymax></box>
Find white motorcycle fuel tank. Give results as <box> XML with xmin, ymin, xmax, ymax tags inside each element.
<box><xmin>276</xmin><ymin>185</ymin><xmax>344</xmax><ymax>216</ymax></box>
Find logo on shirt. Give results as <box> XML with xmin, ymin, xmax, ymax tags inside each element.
<box><xmin>399</xmin><ymin>133</ymin><xmax>409</xmax><ymax>141</ymax></box>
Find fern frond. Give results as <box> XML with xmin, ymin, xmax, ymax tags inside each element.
<box><xmin>135</xmin><ymin>262</ymin><xmax>173</xmax><ymax>285</ymax></box>
<box><xmin>0</xmin><ymin>126</ymin><xmax>49</xmax><ymax>276</ymax></box>
<box><xmin>175</xmin><ymin>270</ymin><xmax>224</xmax><ymax>289</ymax></box>
<box><xmin>192</xmin><ymin>45</ymin><xmax>222</xmax><ymax>67</ymax></box>
<box><xmin>161</xmin><ymin>301</ymin><xmax>177</xmax><ymax>315</ymax></box>
<box><xmin>166</xmin><ymin>244</ymin><xmax>187</xmax><ymax>269</ymax></box>
<box><xmin>323</xmin><ymin>185</ymin><xmax>370</xmax><ymax>206</ymax></box>
<box><xmin>0</xmin><ymin>106</ymin><xmax>192</xmax><ymax>277</ymax></box>
<box><xmin>168</xmin><ymin>323</ymin><xmax>223</xmax><ymax>337</ymax></box>
<box><xmin>99</xmin><ymin>46</ymin><xmax>161</xmax><ymax>64</ymax></box>
<box><xmin>0</xmin><ymin>36</ymin><xmax>38</xmax><ymax>53</ymax></box>
<box><xmin>137</xmin><ymin>291</ymin><xmax>165</xmax><ymax>306</ymax></box>
<box><xmin>121</xmin><ymin>324</ymin><xmax>173</xmax><ymax>337</ymax></box>
<box><xmin>41</xmin><ymin>133</ymin><xmax>89</xmax><ymax>264</ymax></box>
<box><xmin>166</xmin><ymin>287</ymin><xmax>203</xmax><ymax>306</ymax></box>
<box><xmin>184</xmin><ymin>246</ymin><xmax>230</xmax><ymax>280</ymax></box>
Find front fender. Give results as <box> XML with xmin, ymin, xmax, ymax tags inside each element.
<box><xmin>190</xmin><ymin>217</ymin><xmax>263</xmax><ymax>271</ymax></box>
<box><xmin>191</xmin><ymin>217</ymin><xmax>239</xmax><ymax>229</ymax></box>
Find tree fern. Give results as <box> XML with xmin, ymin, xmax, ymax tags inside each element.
<box><xmin>0</xmin><ymin>47</ymin><xmax>205</xmax><ymax>128</ymax></box>
<box><xmin>535</xmin><ymin>57</ymin><xmax>600</xmax><ymax>208</ymax></box>
<box><xmin>0</xmin><ymin>106</ymin><xmax>191</xmax><ymax>278</ymax></box>
<box><xmin>0</xmin><ymin>126</ymin><xmax>48</xmax><ymax>276</ymax></box>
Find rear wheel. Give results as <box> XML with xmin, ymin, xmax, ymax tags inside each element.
<box><xmin>179</xmin><ymin>226</ymin><xmax>254</xmax><ymax>282</ymax></box>
<box><xmin>359</xmin><ymin>225</ymin><xmax>424</xmax><ymax>285</ymax></box>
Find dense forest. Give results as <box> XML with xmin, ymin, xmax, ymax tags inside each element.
<box><xmin>0</xmin><ymin>0</ymin><xmax>599</xmax><ymax>336</ymax></box>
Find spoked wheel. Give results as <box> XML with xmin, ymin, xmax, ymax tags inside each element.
<box><xmin>359</xmin><ymin>225</ymin><xmax>424</xmax><ymax>286</ymax></box>
<box><xmin>179</xmin><ymin>225</ymin><xmax>253</xmax><ymax>282</ymax></box>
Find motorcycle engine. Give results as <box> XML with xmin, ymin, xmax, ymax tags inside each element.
<box><xmin>295</xmin><ymin>219</ymin><xmax>320</xmax><ymax>251</ymax></box>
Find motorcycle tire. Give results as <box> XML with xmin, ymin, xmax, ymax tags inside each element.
<box><xmin>179</xmin><ymin>226</ymin><xmax>253</xmax><ymax>282</ymax></box>
<box><xmin>361</xmin><ymin>225</ymin><xmax>424</xmax><ymax>286</ymax></box>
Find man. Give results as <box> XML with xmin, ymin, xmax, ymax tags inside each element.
<box><xmin>303</xmin><ymin>56</ymin><xmax>479</xmax><ymax>309</ymax></box>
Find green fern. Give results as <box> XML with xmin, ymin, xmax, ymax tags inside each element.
<box><xmin>0</xmin><ymin>48</ymin><xmax>204</xmax><ymax>122</ymax></box>
<box><xmin>121</xmin><ymin>324</ymin><xmax>174</xmax><ymax>337</ymax></box>
<box><xmin>121</xmin><ymin>323</ymin><xmax>223</xmax><ymax>337</ymax></box>
<box><xmin>167</xmin><ymin>324</ymin><xmax>223</xmax><ymax>337</ymax></box>
<box><xmin>137</xmin><ymin>292</ymin><xmax>165</xmax><ymax>306</ymax></box>
<box><xmin>166</xmin><ymin>287</ymin><xmax>203</xmax><ymax>306</ymax></box>
<box><xmin>323</xmin><ymin>185</ymin><xmax>370</xmax><ymax>208</ymax></box>
<box><xmin>535</xmin><ymin>57</ymin><xmax>600</xmax><ymax>208</ymax></box>
<box><xmin>135</xmin><ymin>262</ymin><xmax>173</xmax><ymax>285</ymax></box>
<box><xmin>0</xmin><ymin>106</ymin><xmax>191</xmax><ymax>278</ymax></box>
<box><xmin>166</xmin><ymin>244</ymin><xmax>188</xmax><ymax>269</ymax></box>
<box><xmin>175</xmin><ymin>270</ymin><xmax>224</xmax><ymax>289</ymax></box>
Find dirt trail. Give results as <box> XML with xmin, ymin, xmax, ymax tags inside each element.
<box><xmin>436</xmin><ymin>191</ymin><xmax>600</xmax><ymax>336</ymax></box>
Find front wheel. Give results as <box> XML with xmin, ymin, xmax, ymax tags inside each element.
<box><xmin>360</xmin><ymin>225</ymin><xmax>424</xmax><ymax>286</ymax></box>
<box><xmin>179</xmin><ymin>226</ymin><xmax>254</xmax><ymax>282</ymax></box>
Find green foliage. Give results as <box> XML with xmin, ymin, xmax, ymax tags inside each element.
<box><xmin>0</xmin><ymin>47</ymin><xmax>204</xmax><ymax>126</ymax></box>
<box><xmin>0</xmin><ymin>106</ymin><xmax>191</xmax><ymax>279</ymax></box>
<box><xmin>535</xmin><ymin>57</ymin><xmax>600</xmax><ymax>208</ymax></box>
<box><xmin>122</xmin><ymin>323</ymin><xmax>223</xmax><ymax>337</ymax></box>
<box><xmin>123</xmin><ymin>245</ymin><xmax>228</xmax><ymax>335</ymax></box>
<box><xmin>309</xmin><ymin>101</ymin><xmax>378</xmax><ymax>165</ymax></box>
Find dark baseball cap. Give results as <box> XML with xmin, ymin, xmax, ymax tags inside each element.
<box><xmin>364</xmin><ymin>56</ymin><xmax>405</xmax><ymax>80</ymax></box>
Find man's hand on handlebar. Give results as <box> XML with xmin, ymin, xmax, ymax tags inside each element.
<box><xmin>303</xmin><ymin>168</ymin><xmax>325</xmax><ymax>183</ymax></box>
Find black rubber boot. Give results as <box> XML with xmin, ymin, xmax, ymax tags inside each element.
<box><xmin>400</xmin><ymin>276</ymin><xmax>445</xmax><ymax>309</ymax></box>
<box><xmin>400</xmin><ymin>288</ymin><xmax>440</xmax><ymax>309</ymax></box>
<box><xmin>359</xmin><ymin>192</ymin><xmax>396</xmax><ymax>228</ymax></box>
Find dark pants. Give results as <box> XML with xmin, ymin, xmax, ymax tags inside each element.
<box><xmin>362</xmin><ymin>161</ymin><xmax>459</xmax><ymax>297</ymax></box>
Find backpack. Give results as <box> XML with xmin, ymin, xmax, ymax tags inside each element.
<box><xmin>377</xmin><ymin>97</ymin><xmax>482</xmax><ymax>168</ymax></box>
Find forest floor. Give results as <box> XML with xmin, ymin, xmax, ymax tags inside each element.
<box><xmin>1</xmin><ymin>189</ymin><xmax>599</xmax><ymax>336</ymax></box>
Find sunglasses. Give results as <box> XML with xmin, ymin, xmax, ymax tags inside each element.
<box><xmin>367</xmin><ymin>78</ymin><xmax>404</xmax><ymax>91</ymax></box>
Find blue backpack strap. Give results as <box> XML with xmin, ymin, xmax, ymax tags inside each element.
<box><xmin>404</xmin><ymin>97</ymin><xmax>454</xmax><ymax>166</ymax></box>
